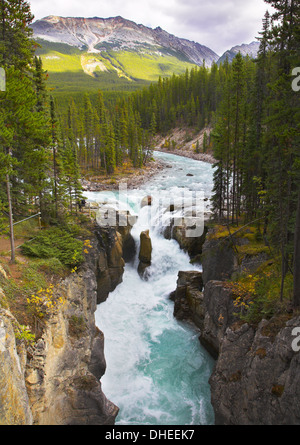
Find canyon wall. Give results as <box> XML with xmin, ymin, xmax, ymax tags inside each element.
<box><xmin>0</xmin><ymin>223</ymin><xmax>133</xmax><ymax>425</ymax></box>
<box><xmin>172</xmin><ymin>229</ymin><xmax>300</xmax><ymax>425</ymax></box>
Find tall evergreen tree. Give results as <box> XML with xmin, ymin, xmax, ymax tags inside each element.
<box><xmin>0</xmin><ymin>0</ymin><xmax>35</xmax><ymax>70</ymax></box>
<box><xmin>1</xmin><ymin>67</ymin><xmax>50</xmax><ymax>258</ymax></box>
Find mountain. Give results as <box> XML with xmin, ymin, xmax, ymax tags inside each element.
<box><xmin>217</xmin><ymin>41</ymin><xmax>260</xmax><ymax>65</ymax></box>
<box><xmin>32</xmin><ymin>16</ymin><xmax>219</xmax><ymax>66</ymax></box>
<box><xmin>31</xmin><ymin>16</ymin><xmax>219</xmax><ymax>94</ymax></box>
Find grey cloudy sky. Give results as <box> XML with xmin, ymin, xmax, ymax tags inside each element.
<box><xmin>28</xmin><ymin>0</ymin><xmax>272</xmax><ymax>55</ymax></box>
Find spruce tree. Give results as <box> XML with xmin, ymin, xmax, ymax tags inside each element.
<box><xmin>0</xmin><ymin>0</ymin><xmax>35</xmax><ymax>70</ymax></box>
<box><xmin>105</xmin><ymin>122</ymin><xmax>116</xmax><ymax>174</ymax></box>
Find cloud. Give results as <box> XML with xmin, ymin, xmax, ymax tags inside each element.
<box><xmin>156</xmin><ymin>0</ymin><xmax>270</xmax><ymax>53</ymax></box>
<box><xmin>28</xmin><ymin>0</ymin><xmax>271</xmax><ymax>55</ymax></box>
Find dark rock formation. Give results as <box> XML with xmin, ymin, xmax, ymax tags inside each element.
<box><xmin>141</xmin><ymin>195</ymin><xmax>152</xmax><ymax>208</ymax></box>
<box><xmin>138</xmin><ymin>230</ymin><xmax>152</xmax><ymax>278</ymax></box>
<box><xmin>164</xmin><ymin>220</ymin><xmax>207</xmax><ymax>261</ymax></box>
<box><xmin>171</xmin><ymin>273</ymin><xmax>236</xmax><ymax>359</ymax></box>
<box><xmin>201</xmin><ymin>229</ymin><xmax>270</xmax><ymax>285</ymax></box>
<box><xmin>201</xmin><ymin>237</ymin><xmax>237</xmax><ymax>285</ymax></box>
<box><xmin>200</xmin><ymin>281</ymin><xmax>237</xmax><ymax>358</ymax></box>
<box><xmin>95</xmin><ymin>221</ymin><xmax>136</xmax><ymax>302</ymax></box>
<box><xmin>172</xmin><ymin>271</ymin><xmax>204</xmax><ymax>329</ymax></box>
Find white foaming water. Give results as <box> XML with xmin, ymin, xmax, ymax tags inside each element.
<box><xmin>91</xmin><ymin>152</ymin><xmax>216</xmax><ymax>425</ymax></box>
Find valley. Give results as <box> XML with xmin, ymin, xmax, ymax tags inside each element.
<box><xmin>32</xmin><ymin>15</ymin><xmax>259</xmax><ymax>95</ymax></box>
<box><xmin>0</xmin><ymin>0</ymin><xmax>299</xmax><ymax>428</ymax></box>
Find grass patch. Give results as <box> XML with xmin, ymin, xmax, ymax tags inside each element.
<box><xmin>0</xmin><ymin>213</ymin><xmax>94</xmax><ymax>343</ymax></box>
<box><xmin>207</xmin><ymin>223</ymin><xmax>270</xmax><ymax>260</ymax></box>
<box><xmin>0</xmin><ymin>256</ymin><xmax>67</xmax><ymax>325</ymax></box>
<box><xmin>68</xmin><ymin>315</ymin><xmax>87</xmax><ymax>339</ymax></box>
<box><xmin>36</xmin><ymin>39</ymin><xmax>197</xmax><ymax>95</ymax></box>
<box><xmin>227</xmin><ymin>259</ymin><xmax>294</xmax><ymax>325</ymax></box>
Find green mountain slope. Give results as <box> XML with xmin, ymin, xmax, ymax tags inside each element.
<box><xmin>35</xmin><ymin>39</ymin><xmax>197</xmax><ymax>94</ymax></box>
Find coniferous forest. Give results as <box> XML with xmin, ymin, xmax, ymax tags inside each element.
<box><xmin>0</xmin><ymin>0</ymin><xmax>299</xmax><ymax>308</ymax></box>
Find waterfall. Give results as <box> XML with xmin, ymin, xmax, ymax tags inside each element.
<box><xmin>89</xmin><ymin>152</ymin><xmax>216</xmax><ymax>425</ymax></box>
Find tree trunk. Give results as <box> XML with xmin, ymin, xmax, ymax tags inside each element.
<box><xmin>6</xmin><ymin>173</ymin><xmax>15</xmax><ymax>263</ymax></box>
<box><xmin>293</xmin><ymin>190</ymin><xmax>300</xmax><ymax>308</ymax></box>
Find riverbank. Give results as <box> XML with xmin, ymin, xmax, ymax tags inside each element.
<box><xmin>81</xmin><ymin>127</ymin><xmax>216</xmax><ymax>193</ymax></box>
<box><xmin>154</xmin><ymin>126</ymin><xmax>216</xmax><ymax>165</ymax></box>
<box><xmin>81</xmin><ymin>159</ymin><xmax>167</xmax><ymax>192</ymax></box>
<box><xmin>155</xmin><ymin>148</ymin><xmax>216</xmax><ymax>165</ymax></box>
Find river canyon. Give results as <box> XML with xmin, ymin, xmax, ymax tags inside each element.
<box><xmin>85</xmin><ymin>151</ymin><xmax>216</xmax><ymax>425</ymax></box>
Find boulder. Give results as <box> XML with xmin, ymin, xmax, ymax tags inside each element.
<box><xmin>163</xmin><ymin>219</ymin><xmax>207</xmax><ymax>261</ymax></box>
<box><xmin>117</xmin><ymin>225</ymin><xmax>136</xmax><ymax>263</ymax></box>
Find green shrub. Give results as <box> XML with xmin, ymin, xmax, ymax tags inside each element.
<box><xmin>68</xmin><ymin>315</ymin><xmax>87</xmax><ymax>338</ymax></box>
<box><xmin>21</xmin><ymin>228</ymin><xmax>84</xmax><ymax>267</ymax></box>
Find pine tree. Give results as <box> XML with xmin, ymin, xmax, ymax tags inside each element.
<box><xmin>83</xmin><ymin>94</ymin><xmax>95</xmax><ymax>171</ymax></box>
<box><xmin>33</xmin><ymin>56</ymin><xmax>48</xmax><ymax>113</ymax></box>
<box><xmin>0</xmin><ymin>0</ymin><xmax>36</xmax><ymax>261</ymax></box>
<box><xmin>106</xmin><ymin>122</ymin><xmax>116</xmax><ymax>174</ymax></box>
<box><xmin>0</xmin><ymin>0</ymin><xmax>35</xmax><ymax>70</ymax></box>
<box><xmin>49</xmin><ymin>96</ymin><xmax>63</xmax><ymax>219</ymax></box>
<box><xmin>61</xmin><ymin>134</ymin><xmax>82</xmax><ymax>213</ymax></box>
<box><xmin>202</xmin><ymin>132</ymin><xmax>208</xmax><ymax>153</ymax></box>
<box><xmin>293</xmin><ymin>189</ymin><xmax>300</xmax><ymax>307</ymax></box>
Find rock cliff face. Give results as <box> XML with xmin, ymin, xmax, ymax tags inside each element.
<box><xmin>25</xmin><ymin>253</ymin><xmax>118</xmax><ymax>425</ymax></box>
<box><xmin>95</xmin><ymin>227</ymin><xmax>126</xmax><ymax>303</ymax></box>
<box><xmin>0</xmin><ymin>309</ymin><xmax>33</xmax><ymax>425</ymax></box>
<box><xmin>164</xmin><ymin>220</ymin><xmax>207</xmax><ymax>262</ymax></box>
<box><xmin>0</xmin><ymin>223</ymin><xmax>132</xmax><ymax>425</ymax></box>
<box><xmin>171</xmin><ymin>228</ymin><xmax>300</xmax><ymax>425</ymax></box>
<box><xmin>210</xmin><ymin>316</ymin><xmax>300</xmax><ymax>425</ymax></box>
<box><xmin>171</xmin><ymin>271</ymin><xmax>204</xmax><ymax>329</ymax></box>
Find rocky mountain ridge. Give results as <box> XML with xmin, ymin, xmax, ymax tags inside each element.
<box><xmin>217</xmin><ymin>41</ymin><xmax>260</xmax><ymax>65</ymax></box>
<box><xmin>32</xmin><ymin>16</ymin><xmax>261</xmax><ymax>68</ymax></box>
<box><xmin>31</xmin><ymin>15</ymin><xmax>219</xmax><ymax>67</ymax></box>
